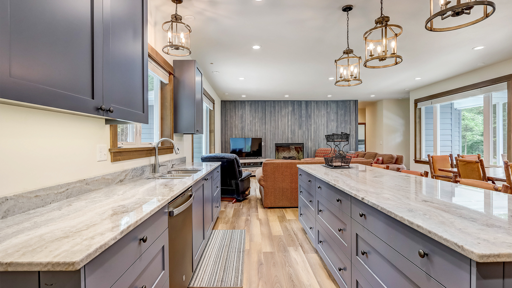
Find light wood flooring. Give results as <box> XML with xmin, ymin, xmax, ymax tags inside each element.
<box><xmin>213</xmin><ymin>178</ymin><xmax>340</xmax><ymax>288</ymax></box>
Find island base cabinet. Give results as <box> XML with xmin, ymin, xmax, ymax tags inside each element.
<box><xmin>0</xmin><ymin>272</ymin><xmax>39</xmax><ymax>288</ymax></box>
<box><xmin>317</xmin><ymin>223</ymin><xmax>351</xmax><ymax>288</ymax></box>
<box><xmin>352</xmin><ymin>266</ymin><xmax>374</xmax><ymax>288</ymax></box>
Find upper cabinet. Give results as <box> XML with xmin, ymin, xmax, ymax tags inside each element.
<box><xmin>174</xmin><ymin>60</ymin><xmax>203</xmax><ymax>134</ymax></box>
<box><xmin>0</xmin><ymin>0</ymin><xmax>148</xmax><ymax>124</ymax></box>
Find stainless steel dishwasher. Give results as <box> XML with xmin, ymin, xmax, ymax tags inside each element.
<box><xmin>168</xmin><ymin>188</ymin><xmax>194</xmax><ymax>288</ymax></box>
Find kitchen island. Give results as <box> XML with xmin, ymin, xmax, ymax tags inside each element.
<box><xmin>0</xmin><ymin>162</ymin><xmax>221</xmax><ymax>288</ymax></box>
<box><xmin>297</xmin><ymin>164</ymin><xmax>512</xmax><ymax>288</ymax></box>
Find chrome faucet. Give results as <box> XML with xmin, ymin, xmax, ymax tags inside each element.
<box><xmin>154</xmin><ymin>138</ymin><xmax>181</xmax><ymax>174</ymax></box>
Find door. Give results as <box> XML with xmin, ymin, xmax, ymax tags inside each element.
<box><xmin>203</xmin><ymin>175</ymin><xmax>213</xmax><ymax>239</ymax></box>
<box><xmin>0</xmin><ymin>0</ymin><xmax>104</xmax><ymax>116</ymax></box>
<box><xmin>102</xmin><ymin>0</ymin><xmax>148</xmax><ymax>123</ymax></box>
<box><xmin>192</xmin><ymin>183</ymin><xmax>204</xmax><ymax>270</ymax></box>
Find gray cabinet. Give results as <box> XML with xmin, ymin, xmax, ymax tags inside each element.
<box><xmin>0</xmin><ymin>0</ymin><xmax>148</xmax><ymax>123</ymax></box>
<box><xmin>174</xmin><ymin>60</ymin><xmax>203</xmax><ymax>134</ymax></box>
<box><xmin>297</xmin><ymin>168</ymin><xmax>480</xmax><ymax>288</ymax></box>
<box><xmin>192</xmin><ymin>180</ymin><xmax>205</xmax><ymax>270</ymax></box>
<box><xmin>204</xmin><ymin>175</ymin><xmax>213</xmax><ymax>240</ymax></box>
<box><xmin>102</xmin><ymin>0</ymin><xmax>148</xmax><ymax>123</ymax></box>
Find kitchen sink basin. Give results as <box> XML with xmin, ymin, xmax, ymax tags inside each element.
<box><xmin>168</xmin><ymin>169</ymin><xmax>201</xmax><ymax>175</ymax></box>
<box><xmin>149</xmin><ymin>169</ymin><xmax>202</xmax><ymax>180</ymax></box>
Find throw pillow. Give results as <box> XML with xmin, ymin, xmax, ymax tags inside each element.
<box><xmin>357</xmin><ymin>151</ymin><xmax>367</xmax><ymax>158</ymax></box>
<box><xmin>380</xmin><ymin>154</ymin><xmax>397</xmax><ymax>164</ymax></box>
<box><xmin>374</xmin><ymin>157</ymin><xmax>383</xmax><ymax>164</ymax></box>
<box><xmin>364</xmin><ymin>152</ymin><xmax>378</xmax><ymax>160</ymax></box>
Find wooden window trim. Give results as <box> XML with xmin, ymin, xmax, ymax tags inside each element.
<box><xmin>109</xmin><ymin>44</ymin><xmax>175</xmax><ymax>162</ymax></box>
<box><xmin>413</xmin><ymin>74</ymin><xmax>512</xmax><ymax>164</ymax></box>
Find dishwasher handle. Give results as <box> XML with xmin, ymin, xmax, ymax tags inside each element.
<box><xmin>169</xmin><ymin>192</ymin><xmax>194</xmax><ymax>217</ymax></box>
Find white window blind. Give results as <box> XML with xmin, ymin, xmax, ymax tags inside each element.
<box><xmin>203</xmin><ymin>95</ymin><xmax>214</xmax><ymax>110</ymax></box>
<box><xmin>148</xmin><ymin>58</ymin><xmax>169</xmax><ymax>84</ymax></box>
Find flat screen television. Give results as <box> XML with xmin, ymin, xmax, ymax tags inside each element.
<box><xmin>229</xmin><ymin>138</ymin><xmax>263</xmax><ymax>158</ymax></box>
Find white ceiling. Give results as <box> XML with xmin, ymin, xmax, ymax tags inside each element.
<box><xmin>149</xmin><ymin>0</ymin><xmax>512</xmax><ymax>102</ymax></box>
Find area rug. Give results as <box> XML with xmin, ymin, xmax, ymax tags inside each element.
<box><xmin>189</xmin><ymin>230</ymin><xmax>245</xmax><ymax>288</ymax></box>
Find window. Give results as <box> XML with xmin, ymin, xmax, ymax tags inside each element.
<box><xmin>192</xmin><ymin>91</ymin><xmax>215</xmax><ymax>162</ymax></box>
<box><xmin>117</xmin><ymin>72</ymin><xmax>162</xmax><ymax>147</ymax></box>
<box><xmin>416</xmin><ymin>82</ymin><xmax>509</xmax><ymax>166</ymax></box>
<box><xmin>358</xmin><ymin>123</ymin><xmax>366</xmax><ymax>151</ymax></box>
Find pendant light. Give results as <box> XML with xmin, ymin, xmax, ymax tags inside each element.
<box><xmin>335</xmin><ymin>5</ymin><xmax>362</xmax><ymax>87</ymax></box>
<box><xmin>363</xmin><ymin>0</ymin><xmax>403</xmax><ymax>69</ymax></box>
<box><xmin>162</xmin><ymin>0</ymin><xmax>192</xmax><ymax>57</ymax></box>
<box><xmin>425</xmin><ymin>0</ymin><xmax>496</xmax><ymax>32</ymax></box>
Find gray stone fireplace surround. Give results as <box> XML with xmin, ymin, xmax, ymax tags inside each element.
<box><xmin>221</xmin><ymin>100</ymin><xmax>358</xmax><ymax>159</ymax></box>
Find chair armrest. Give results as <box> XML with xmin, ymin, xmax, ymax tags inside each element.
<box><xmin>240</xmin><ymin>171</ymin><xmax>252</xmax><ymax>181</ymax></box>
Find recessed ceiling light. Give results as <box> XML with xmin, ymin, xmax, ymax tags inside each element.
<box><xmin>212</xmin><ymin>71</ymin><xmax>220</xmax><ymax>75</ymax></box>
<box><xmin>415</xmin><ymin>77</ymin><xmax>421</xmax><ymax>80</ymax></box>
<box><xmin>285</xmin><ymin>95</ymin><xmax>289</xmax><ymax>98</ymax></box>
<box><xmin>404</xmin><ymin>89</ymin><xmax>409</xmax><ymax>91</ymax></box>
<box><xmin>329</xmin><ymin>77</ymin><xmax>334</xmax><ymax>80</ymax></box>
<box><xmin>327</xmin><ymin>95</ymin><xmax>332</xmax><ymax>98</ymax></box>
<box><xmin>225</xmin><ymin>93</ymin><xmax>229</xmax><ymax>95</ymax></box>
<box><xmin>242</xmin><ymin>95</ymin><xmax>246</xmax><ymax>98</ymax></box>
<box><xmin>371</xmin><ymin>95</ymin><xmax>375</xmax><ymax>97</ymax></box>
<box><xmin>184</xmin><ymin>15</ymin><xmax>195</xmax><ymax>21</ymax></box>
<box><xmin>239</xmin><ymin>78</ymin><xmax>245</xmax><ymax>80</ymax></box>
<box><xmin>473</xmin><ymin>46</ymin><xmax>485</xmax><ymax>50</ymax></box>
<box><xmin>255</xmin><ymin>0</ymin><xmax>262</xmax><ymax>1</ymax></box>
<box><xmin>252</xmin><ymin>45</ymin><xmax>261</xmax><ymax>49</ymax></box>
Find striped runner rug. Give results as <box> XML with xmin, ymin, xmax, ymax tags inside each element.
<box><xmin>189</xmin><ymin>230</ymin><xmax>245</xmax><ymax>288</ymax></box>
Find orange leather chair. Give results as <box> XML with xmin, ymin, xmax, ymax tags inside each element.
<box><xmin>455</xmin><ymin>158</ymin><xmax>488</xmax><ymax>182</ymax></box>
<box><xmin>428</xmin><ymin>154</ymin><xmax>456</xmax><ymax>182</ymax></box>
<box><xmin>458</xmin><ymin>179</ymin><xmax>511</xmax><ymax>194</ymax></box>
<box><xmin>457</xmin><ymin>154</ymin><xmax>481</xmax><ymax>160</ymax></box>
<box><xmin>401</xmin><ymin>170</ymin><xmax>429</xmax><ymax>178</ymax></box>
<box><xmin>505</xmin><ymin>160</ymin><xmax>512</xmax><ymax>187</ymax></box>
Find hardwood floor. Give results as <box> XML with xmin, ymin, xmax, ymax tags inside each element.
<box><xmin>213</xmin><ymin>178</ymin><xmax>340</xmax><ymax>288</ymax></box>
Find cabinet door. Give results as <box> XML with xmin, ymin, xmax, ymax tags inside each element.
<box><xmin>192</xmin><ymin>183</ymin><xmax>204</xmax><ymax>270</ymax></box>
<box><xmin>102</xmin><ymin>0</ymin><xmax>148</xmax><ymax>123</ymax></box>
<box><xmin>203</xmin><ymin>175</ymin><xmax>213</xmax><ymax>239</ymax></box>
<box><xmin>194</xmin><ymin>66</ymin><xmax>203</xmax><ymax>134</ymax></box>
<box><xmin>0</xmin><ymin>0</ymin><xmax>104</xmax><ymax>116</ymax></box>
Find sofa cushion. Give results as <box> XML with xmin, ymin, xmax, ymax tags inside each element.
<box><xmin>377</xmin><ymin>154</ymin><xmax>397</xmax><ymax>164</ymax></box>
<box><xmin>364</xmin><ymin>152</ymin><xmax>378</xmax><ymax>160</ymax></box>
<box><xmin>357</xmin><ymin>151</ymin><xmax>367</xmax><ymax>158</ymax></box>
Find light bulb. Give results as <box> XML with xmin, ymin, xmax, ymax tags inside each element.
<box><xmin>350</xmin><ymin>66</ymin><xmax>354</xmax><ymax>72</ymax></box>
<box><xmin>368</xmin><ymin>43</ymin><xmax>374</xmax><ymax>50</ymax></box>
<box><xmin>354</xmin><ymin>67</ymin><xmax>358</xmax><ymax>74</ymax></box>
<box><xmin>377</xmin><ymin>45</ymin><xmax>382</xmax><ymax>53</ymax></box>
<box><xmin>391</xmin><ymin>41</ymin><xmax>396</xmax><ymax>48</ymax></box>
<box><xmin>340</xmin><ymin>67</ymin><xmax>343</xmax><ymax>73</ymax></box>
<box><xmin>168</xmin><ymin>31</ymin><xmax>172</xmax><ymax>40</ymax></box>
<box><xmin>440</xmin><ymin>0</ymin><xmax>444</xmax><ymax>6</ymax></box>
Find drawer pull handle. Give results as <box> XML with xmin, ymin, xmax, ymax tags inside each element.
<box><xmin>309</xmin><ymin>200</ymin><xmax>313</xmax><ymax>203</ymax></box>
<box><xmin>317</xmin><ymin>186</ymin><xmax>321</xmax><ymax>189</ymax></box>
<box><xmin>140</xmin><ymin>236</ymin><xmax>148</xmax><ymax>243</ymax></box>
<box><xmin>308</xmin><ymin>180</ymin><xmax>312</xmax><ymax>183</ymax></box>
<box><xmin>204</xmin><ymin>177</ymin><xmax>209</xmax><ymax>181</ymax></box>
<box><xmin>359</xmin><ymin>212</ymin><xmax>366</xmax><ymax>218</ymax></box>
<box><xmin>361</xmin><ymin>250</ymin><xmax>367</xmax><ymax>256</ymax></box>
<box><xmin>338</xmin><ymin>228</ymin><xmax>345</xmax><ymax>233</ymax></box>
<box><xmin>338</xmin><ymin>267</ymin><xmax>347</xmax><ymax>272</ymax></box>
<box><xmin>299</xmin><ymin>174</ymin><xmax>302</xmax><ymax>176</ymax></box>
<box><xmin>309</xmin><ymin>227</ymin><xmax>313</xmax><ymax>230</ymax></box>
<box><xmin>336</xmin><ymin>198</ymin><xmax>342</xmax><ymax>203</ymax></box>
<box><xmin>141</xmin><ymin>285</ymin><xmax>147</xmax><ymax>288</ymax></box>
<box><xmin>418</xmin><ymin>250</ymin><xmax>428</xmax><ymax>258</ymax></box>
<box><xmin>319</xmin><ymin>209</ymin><xmax>323</xmax><ymax>213</ymax></box>
<box><xmin>300</xmin><ymin>213</ymin><xmax>303</xmax><ymax>216</ymax></box>
<box><xmin>319</xmin><ymin>240</ymin><xmax>323</xmax><ymax>244</ymax></box>
<box><xmin>299</xmin><ymin>191</ymin><xmax>303</xmax><ymax>194</ymax></box>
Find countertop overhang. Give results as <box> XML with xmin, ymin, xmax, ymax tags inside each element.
<box><xmin>0</xmin><ymin>162</ymin><xmax>220</xmax><ymax>271</ymax></box>
<box><xmin>298</xmin><ymin>164</ymin><xmax>512</xmax><ymax>263</ymax></box>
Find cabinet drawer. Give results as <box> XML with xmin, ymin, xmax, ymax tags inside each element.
<box><xmin>298</xmin><ymin>170</ymin><xmax>315</xmax><ymax>191</ymax></box>
<box><xmin>112</xmin><ymin>229</ymin><xmax>169</xmax><ymax>288</ymax></box>
<box><xmin>352</xmin><ymin>266</ymin><xmax>374</xmax><ymax>288</ymax></box>
<box><xmin>317</xmin><ymin>223</ymin><xmax>351</xmax><ymax>288</ymax></box>
<box><xmin>85</xmin><ymin>206</ymin><xmax>168</xmax><ymax>288</ymax></box>
<box><xmin>213</xmin><ymin>195</ymin><xmax>221</xmax><ymax>220</ymax></box>
<box><xmin>298</xmin><ymin>183</ymin><xmax>315</xmax><ymax>212</ymax></box>
<box><xmin>299</xmin><ymin>197</ymin><xmax>315</xmax><ymax>242</ymax></box>
<box><xmin>213</xmin><ymin>167</ymin><xmax>221</xmax><ymax>180</ymax></box>
<box><xmin>352</xmin><ymin>198</ymin><xmax>470</xmax><ymax>288</ymax></box>
<box><xmin>352</xmin><ymin>220</ymin><xmax>443</xmax><ymax>288</ymax></box>
<box><xmin>316</xmin><ymin>194</ymin><xmax>351</xmax><ymax>259</ymax></box>
<box><xmin>213</xmin><ymin>178</ymin><xmax>221</xmax><ymax>196</ymax></box>
<box><xmin>316</xmin><ymin>178</ymin><xmax>351</xmax><ymax>216</ymax></box>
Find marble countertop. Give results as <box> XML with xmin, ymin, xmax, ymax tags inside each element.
<box><xmin>0</xmin><ymin>162</ymin><xmax>220</xmax><ymax>271</ymax></box>
<box><xmin>298</xmin><ymin>164</ymin><xmax>512</xmax><ymax>263</ymax></box>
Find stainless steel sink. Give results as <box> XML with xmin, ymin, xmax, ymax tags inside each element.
<box><xmin>150</xmin><ymin>169</ymin><xmax>202</xmax><ymax>180</ymax></box>
<box><xmin>168</xmin><ymin>169</ymin><xmax>201</xmax><ymax>175</ymax></box>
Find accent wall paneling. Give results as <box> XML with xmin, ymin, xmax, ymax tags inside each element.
<box><xmin>221</xmin><ymin>101</ymin><xmax>358</xmax><ymax>158</ymax></box>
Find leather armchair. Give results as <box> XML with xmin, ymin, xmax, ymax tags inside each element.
<box><xmin>201</xmin><ymin>153</ymin><xmax>251</xmax><ymax>201</ymax></box>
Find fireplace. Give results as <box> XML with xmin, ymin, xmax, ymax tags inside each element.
<box><xmin>275</xmin><ymin>143</ymin><xmax>304</xmax><ymax>160</ymax></box>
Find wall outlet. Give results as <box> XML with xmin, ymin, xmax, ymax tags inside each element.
<box><xmin>97</xmin><ymin>144</ymin><xmax>108</xmax><ymax>162</ymax></box>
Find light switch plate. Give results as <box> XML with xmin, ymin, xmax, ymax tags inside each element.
<box><xmin>97</xmin><ymin>144</ymin><xmax>108</xmax><ymax>162</ymax></box>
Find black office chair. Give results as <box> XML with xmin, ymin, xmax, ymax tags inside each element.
<box><xmin>201</xmin><ymin>153</ymin><xmax>251</xmax><ymax>201</ymax></box>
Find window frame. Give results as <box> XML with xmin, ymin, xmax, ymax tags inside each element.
<box><xmin>414</xmin><ymin>74</ymin><xmax>512</xmax><ymax>165</ymax></box>
<box><xmin>109</xmin><ymin>44</ymin><xmax>175</xmax><ymax>162</ymax></box>
<box><xmin>191</xmin><ymin>89</ymin><xmax>216</xmax><ymax>161</ymax></box>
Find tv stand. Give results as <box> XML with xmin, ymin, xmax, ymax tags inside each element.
<box><xmin>239</xmin><ymin>158</ymin><xmax>271</xmax><ymax>176</ymax></box>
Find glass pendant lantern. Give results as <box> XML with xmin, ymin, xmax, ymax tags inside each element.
<box><xmin>335</xmin><ymin>5</ymin><xmax>362</xmax><ymax>87</ymax></box>
<box><xmin>363</xmin><ymin>0</ymin><xmax>403</xmax><ymax>69</ymax></box>
<box><xmin>425</xmin><ymin>0</ymin><xmax>496</xmax><ymax>32</ymax></box>
<box><xmin>162</xmin><ymin>0</ymin><xmax>192</xmax><ymax>57</ymax></box>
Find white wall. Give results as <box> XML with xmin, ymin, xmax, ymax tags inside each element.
<box><xmin>358</xmin><ymin>108</ymin><xmax>366</xmax><ymax>123</ymax></box>
<box><xmin>409</xmin><ymin>57</ymin><xmax>512</xmax><ymax>171</ymax></box>
<box><xmin>0</xmin><ymin>8</ymin><xmax>222</xmax><ymax>197</ymax></box>
<box><xmin>365</xmin><ymin>101</ymin><xmax>383</xmax><ymax>153</ymax></box>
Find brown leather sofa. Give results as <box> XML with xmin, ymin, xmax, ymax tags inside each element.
<box><xmin>256</xmin><ymin>159</ymin><xmax>324</xmax><ymax>208</ymax></box>
<box><xmin>354</xmin><ymin>151</ymin><xmax>406</xmax><ymax>171</ymax></box>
